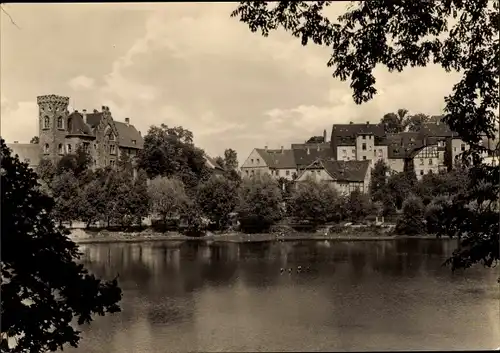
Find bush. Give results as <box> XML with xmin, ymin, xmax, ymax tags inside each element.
<box><xmin>396</xmin><ymin>195</ymin><xmax>425</xmax><ymax>235</ymax></box>
<box><xmin>237</xmin><ymin>174</ymin><xmax>282</xmax><ymax>233</ymax></box>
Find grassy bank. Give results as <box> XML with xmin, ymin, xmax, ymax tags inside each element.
<box><xmin>70</xmin><ymin>228</ymin><xmax>439</xmax><ymax>245</ymax></box>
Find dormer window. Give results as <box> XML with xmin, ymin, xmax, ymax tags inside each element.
<box><xmin>132</xmin><ymin>140</ymin><xmax>136</xmax><ymax>145</ymax></box>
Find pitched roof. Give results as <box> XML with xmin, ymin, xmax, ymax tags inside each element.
<box><xmin>6</xmin><ymin>143</ymin><xmax>40</xmax><ymax>167</ymax></box>
<box><xmin>114</xmin><ymin>121</ymin><xmax>143</xmax><ymax>149</ymax></box>
<box><xmin>255</xmin><ymin>148</ymin><xmax>296</xmax><ymax>169</ymax></box>
<box><xmin>67</xmin><ymin>111</ymin><xmax>93</xmax><ymax>136</ymax></box>
<box><xmin>331</xmin><ymin>122</ymin><xmax>386</xmax><ymax>145</ymax></box>
<box><xmin>300</xmin><ymin>159</ymin><xmax>370</xmax><ymax>182</ymax></box>
<box><xmin>204</xmin><ymin>154</ymin><xmax>224</xmax><ymax>171</ymax></box>
<box><xmin>420</xmin><ymin>120</ymin><xmax>454</xmax><ymax>137</ymax></box>
<box><xmin>291</xmin><ymin>142</ymin><xmax>330</xmax><ymax>150</ymax></box>
<box><xmin>386</xmin><ymin>132</ymin><xmax>425</xmax><ymax>159</ymax></box>
<box><xmin>293</xmin><ymin>148</ymin><xmax>334</xmax><ymax>167</ymax></box>
<box><xmin>322</xmin><ymin>160</ymin><xmax>370</xmax><ymax>182</ymax></box>
<box><xmin>85</xmin><ymin>111</ymin><xmax>104</xmax><ymax>127</ymax></box>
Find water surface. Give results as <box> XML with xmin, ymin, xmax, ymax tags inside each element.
<box><xmin>72</xmin><ymin>239</ymin><xmax>500</xmax><ymax>352</ymax></box>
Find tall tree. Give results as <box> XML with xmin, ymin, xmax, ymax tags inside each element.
<box><xmin>369</xmin><ymin>159</ymin><xmax>390</xmax><ymax>202</ymax></box>
<box><xmin>1</xmin><ymin>139</ymin><xmax>121</xmax><ymax>352</ymax></box>
<box><xmin>237</xmin><ymin>174</ymin><xmax>283</xmax><ymax>233</ymax></box>
<box><xmin>223</xmin><ymin>148</ymin><xmax>239</xmax><ymax>170</ymax></box>
<box><xmin>148</xmin><ymin>177</ymin><xmax>189</xmax><ymax>225</ymax></box>
<box><xmin>406</xmin><ymin>113</ymin><xmax>430</xmax><ymax>132</ymax></box>
<box><xmin>196</xmin><ymin>175</ymin><xmax>238</xmax><ymax>230</ymax></box>
<box><xmin>51</xmin><ymin>171</ymin><xmax>81</xmax><ymax>226</ymax></box>
<box><xmin>137</xmin><ymin>124</ymin><xmax>210</xmax><ymax>191</ymax></box>
<box><xmin>231</xmin><ymin>0</ymin><xmax>499</xmax><ymax>270</ymax></box>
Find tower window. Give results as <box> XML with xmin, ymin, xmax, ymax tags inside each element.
<box><xmin>43</xmin><ymin>117</ymin><xmax>50</xmax><ymax>129</ymax></box>
<box><xmin>57</xmin><ymin>117</ymin><xmax>63</xmax><ymax>129</ymax></box>
<box><xmin>43</xmin><ymin>144</ymin><xmax>49</xmax><ymax>154</ymax></box>
<box><xmin>110</xmin><ymin>145</ymin><xmax>116</xmax><ymax>154</ymax></box>
<box><xmin>362</xmin><ymin>143</ymin><xmax>366</xmax><ymax>151</ymax></box>
<box><xmin>67</xmin><ymin>144</ymin><xmax>72</xmax><ymax>154</ymax></box>
<box><xmin>58</xmin><ymin>144</ymin><xmax>63</xmax><ymax>154</ymax></box>
<box><xmin>67</xmin><ymin>118</ymin><xmax>73</xmax><ymax>132</ymax></box>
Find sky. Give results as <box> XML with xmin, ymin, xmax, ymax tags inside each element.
<box><xmin>1</xmin><ymin>3</ymin><xmax>462</xmax><ymax>164</ymax></box>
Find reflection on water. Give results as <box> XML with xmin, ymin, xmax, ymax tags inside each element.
<box><xmin>72</xmin><ymin>239</ymin><xmax>500</xmax><ymax>352</ymax></box>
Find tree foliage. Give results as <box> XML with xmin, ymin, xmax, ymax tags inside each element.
<box><xmin>137</xmin><ymin>124</ymin><xmax>211</xmax><ymax>191</ymax></box>
<box><xmin>237</xmin><ymin>174</ymin><xmax>283</xmax><ymax>233</ymax></box>
<box><xmin>396</xmin><ymin>195</ymin><xmax>426</xmax><ymax>235</ymax></box>
<box><xmin>196</xmin><ymin>175</ymin><xmax>238</xmax><ymax>230</ymax></box>
<box><xmin>289</xmin><ymin>178</ymin><xmax>341</xmax><ymax>225</ymax></box>
<box><xmin>29</xmin><ymin>136</ymin><xmax>39</xmax><ymax>144</ymax></box>
<box><xmin>148</xmin><ymin>177</ymin><xmax>189</xmax><ymax>223</ymax></box>
<box><xmin>343</xmin><ymin>189</ymin><xmax>372</xmax><ymax>222</ymax></box>
<box><xmin>223</xmin><ymin>148</ymin><xmax>239</xmax><ymax>170</ymax></box>
<box><xmin>369</xmin><ymin>159</ymin><xmax>390</xmax><ymax>203</ymax></box>
<box><xmin>0</xmin><ymin>139</ymin><xmax>121</xmax><ymax>352</ymax></box>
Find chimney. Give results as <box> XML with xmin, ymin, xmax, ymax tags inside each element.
<box><xmin>366</xmin><ymin>121</ymin><xmax>370</xmax><ymax>125</ymax></box>
<box><xmin>323</xmin><ymin>129</ymin><xmax>327</xmax><ymax>142</ymax></box>
<box><xmin>125</xmin><ymin>117</ymin><xmax>130</xmax><ymax>126</ymax></box>
<box><xmin>93</xmin><ymin>109</ymin><xmax>98</xmax><ymax>113</ymax></box>
<box><xmin>349</xmin><ymin>121</ymin><xmax>353</xmax><ymax>125</ymax></box>
<box><xmin>82</xmin><ymin>109</ymin><xmax>87</xmax><ymax>123</ymax></box>
<box><xmin>102</xmin><ymin>105</ymin><xmax>106</xmax><ymax>111</ymax></box>
<box><xmin>14</xmin><ymin>141</ymin><xmax>18</xmax><ymax>144</ymax></box>
<box><xmin>264</xmin><ymin>145</ymin><xmax>268</xmax><ymax>151</ymax></box>
<box><xmin>281</xmin><ymin>146</ymin><xmax>284</xmax><ymax>153</ymax></box>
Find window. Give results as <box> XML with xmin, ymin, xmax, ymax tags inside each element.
<box><xmin>83</xmin><ymin>142</ymin><xmax>90</xmax><ymax>152</ymax></box>
<box><xmin>362</xmin><ymin>156</ymin><xmax>367</xmax><ymax>160</ymax></box>
<box><xmin>251</xmin><ymin>170</ymin><xmax>255</xmax><ymax>175</ymax></box>
<box><xmin>276</xmin><ymin>170</ymin><xmax>280</xmax><ymax>176</ymax></box>
<box><xmin>94</xmin><ymin>160</ymin><xmax>97</xmax><ymax>166</ymax></box>
<box><xmin>44</xmin><ymin>144</ymin><xmax>49</xmax><ymax>154</ymax></box>
<box><xmin>362</xmin><ymin>135</ymin><xmax>366</xmax><ymax>140</ymax></box>
<box><xmin>110</xmin><ymin>145</ymin><xmax>116</xmax><ymax>154</ymax></box>
<box><xmin>374</xmin><ymin>150</ymin><xmax>377</xmax><ymax>157</ymax></box>
<box><xmin>316</xmin><ymin>170</ymin><xmax>320</xmax><ymax>174</ymax></box>
<box><xmin>67</xmin><ymin>118</ymin><xmax>73</xmax><ymax>132</ymax></box>
<box><xmin>57</xmin><ymin>117</ymin><xmax>63</xmax><ymax>129</ymax></box>
<box><xmin>110</xmin><ymin>160</ymin><xmax>115</xmax><ymax>167</ymax></box>
<box><xmin>352</xmin><ymin>149</ymin><xmax>355</xmax><ymax>154</ymax></box>
<box><xmin>132</xmin><ymin>140</ymin><xmax>136</xmax><ymax>145</ymax></box>
<box><xmin>461</xmin><ymin>143</ymin><xmax>466</xmax><ymax>151</ymax></box>
<box><xmin>342</xmin><ymin>149</ymin><xmax>346</xmax><ymax>154</ymax></box>
<box><xmin>94</xmin><ymin>144</ymin><xmax>97</xmax><ymax>150</ymax></box>
<box><xmin>251</xmin><ymin>159</ymin><xmax>254</xmax><ymax>163</ymax></box>
<box><xmin>109</xmin><ymin>133</ymin><xmax>115</xmax><ymax>141</ymax></box>
<box><xmin>454</xmin><ymin>147</ymin><xmax>457</xmax><ymax>152</ymax></box>
<box><xmin>67</xmin><ymin>144</ymin><xmax>72</xmax><ymax>154</ymax></box>
<box><xmin>420</xmin><ymin>170</ymin><xmax>424</xmax><ymax>176</ymax></box>
<box><xmin>362</xmin><ymin>143</ymin><xmax>366</xmax><ymax>151</ymax></box>
<box><xmin>245</xmin><ymin>170</ymin><xmax>249</xmax><ymax>175</ymax></box>
<box><xmin>256</xmin><ymin>158</ymin><xmax>260</xmax><ymax>163</ymax></box>
<box><xmin>43</xmin><ymin>116</ymin><xmax>50</xmax><ymax>129</ymax></box>
<box><xmin>286</xmin><ymin>170</ymin><xmax>290</xmax><ymax>176</ymax></box>
<box><xmin>420</xmin><ymin>158</ymin><xmax>424</xmax><ymax>165</ymax></box>
<box><xmin>58</xmin><ymin>144</ymin><xmax>63</xmax><ymax>154</ymax></box>
<box><xmin>428</xmin><ymin>159</ymin><xmax>433</xmax><ymax>165</ymax></box>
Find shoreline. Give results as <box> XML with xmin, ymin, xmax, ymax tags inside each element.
<box><xmin>71</xmin><ymin>230</ymin><xmax>441</xmax><ymax>245</ymax></box>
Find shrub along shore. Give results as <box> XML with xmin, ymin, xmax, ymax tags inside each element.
<box><xmin>70</xmin><ymin>225</ymin><xmax>440</xmax><ymax>245</ymax></box>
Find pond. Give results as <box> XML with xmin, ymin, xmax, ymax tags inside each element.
<box><xmin>71</xmin><ymin>239</ymin><xmax>500</xmax><ymax>352</ymax></box>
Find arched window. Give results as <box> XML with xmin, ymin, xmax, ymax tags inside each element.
<box><xmin>109</xmin><ymin>133</ymin><xmax>115</xmax><ymax>141</ymax></box>
<box><xmin>44</xmin><ymin>116</ymin><xmax>50</xmax><ymax>129</ymax></box>
<box><xmin>67</xmin><ymin>117</ymin><xmax>73</xmax><ymax>132</ymax></box>
<box><xmin>58</xmin><ymin>144</ymin><xmax>63</xmax><ymax>154</ymax></box>
<box><xmin>67</xmin><ymin>144</ymin><xmax>72</xmax><ymax>154</ymax></box>
<box><xmin>44</xmin><ymin>144</ymin><xmax>49</xmax><ymax>154</ymax></box>
<box><xmin>57</xmin><ymin>117</ymin><xmax>63</xmax><ymax>129</ymax></box>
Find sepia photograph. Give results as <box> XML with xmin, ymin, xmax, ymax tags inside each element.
<box><xmin>1</xmin><ymin>1</ymin><xmax>499</xmax><ymax>352</ymax></box>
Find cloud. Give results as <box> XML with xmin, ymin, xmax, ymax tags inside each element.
<box><xmin>68</xmin><ymin>75</ymin><xmax>95</xmax><ymax>91</ymax></box>
<box><xmin>1</xmin><ymin>100</ymin><xmax>39</xmax><ymax>142</ymax></box>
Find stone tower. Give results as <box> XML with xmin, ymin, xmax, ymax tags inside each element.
<box><xmin>37</xmin><ymin>95</ymin><xmax>70</xmax><ymax>164</ymax></box>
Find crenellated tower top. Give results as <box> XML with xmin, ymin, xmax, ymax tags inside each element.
<box><xmin>37</xmin><ymin>95</ymin><xmax>70</xmax><ymax>107</ymax></box>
